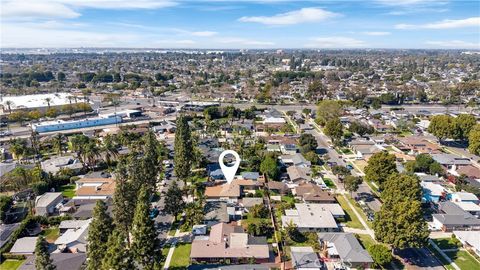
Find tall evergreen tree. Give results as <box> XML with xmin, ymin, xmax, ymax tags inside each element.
<box><xmin>87</xmin><ymin>200</ymin><xmax>113</xmax><ymax>270</ymax></box>
<box><xmin>174</xmin><ymin>114</ymin><xmax>193</xmax><ymax>184</ymax></box>
<box><xmin>101</xmin><ymin>229</ymin><xmax>135</xmax><ymax>270</ymax></box>
<box><xmin>164</xmin><ymin>180</ymin><xmax>185</xmax><ymax>221</ymax></box>
<box><xmin>113</xmin><ymin>156</ymin><xmax>137</xmax><ymax>238</ymax></box>
<box><xmin>131</xmin><ymin>187</ymin><xmax>161</xmax><ymax>270</ymax></box>
<box><xmin>141</xmin><ymin>131</ymin><xmax>162</xmax><ymax>193</ymax></box>
<box><xmin>35</xmin><ymin>236</ymin><xmax>56</xmax><ymax>270</ymax></box>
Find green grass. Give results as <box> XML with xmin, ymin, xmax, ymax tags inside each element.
<box><xmin>59</xmin><ymin>184</ymin><xmax>76</xmax><ymax>198</ymax></box>
<box><xmin>355</xmin><ymin>233</ymin><xmax>376</xmax><ymax>249</ymax></box>
<box><xmin>445</xmin><ymin>250</ymin><xmax>480</xmax><ymax>270</ymax></box>
<box><xmin>170</xmin><ymin>243</ymin><xmax>192</xmax><ymax>269</ymax></box>
<box><xmin>0</xmin><ymin>260</ymin><xmax>25</xmax><ymax>270</ymax></box>
<box><xmin>336</xmin><ymin>195</ymin><xmax>364</xmax><ymax>229</ymax></box>
<box><xmin>281</xmin><ymin>195</ymin><xmax>295</xmax><ymax>205</ymax></box>
<box><xmin>41</xmin><ymin>227</ymin><xmax>60</xmax><ymax>243</ymax></box>
<box><xmin>346</xmin><ymin>195</ymin><xmax>373</xmax><ymax>228</ymax></box>
<box><xmin>432</xmin><ymin>238</ymin><xmax>461</xmax><ymax>250</ymax></box>
<box><xmin>323</xmin><ymin>178</ymin><xmax>336</xmax><ymax>188</ymax></box>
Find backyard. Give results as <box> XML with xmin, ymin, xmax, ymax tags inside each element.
<box><xmin>445</xmin><ymin>250</ymin><xmax>480</xmax><ymax>270</ymax></box>
<box><xmin>0</xmin><ymin>259</ymin><xmax>25</xmax><ymax>270</ymax></box>
<box><xmin>59</xmin><ymin>184</ymin><xmax>76</xmax><ymax>198</ymax></box>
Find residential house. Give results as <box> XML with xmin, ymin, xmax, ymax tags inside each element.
<box><xmin>0</xmin><ymin>223</ymin><xmax>20</xmax><ymax>249</ymax></box>
<box><xmin>317</xmin><ymin>233</ymin><xmax>373</xmax><ymax>269</ymax></box>
<box><xmin>290</xmin><ymin>246</ymin><xmax>322</xmax><ymax>270</ymax></box>
<box><xmin>10</xmin><ymin>237</ymin><xmax>38</xmax><ymax>255</ymax></box>
<box><xmin>432</xmin><ymin>201</ymin><xmax>480</xmax><ymax>232</ymax></box>
<box><xmin>293</xmin><ymin>183</ymin><xmax>336</xmax><ymax>204</ymax></box>
<box><xmin>421</xmin><ymin>181</ymin><xmax>446</xmax><ymax>203</ymax></box>
<box><xmin>204</xmin><ymin>201</ymin><xmax>230</xmax><ymax>227</ymax></box>
<box><xmin>453</xmin><ymin>231</ymin><xmax>480</xmax><ymax>256</ymax></box>
<box><xmin>19</xmin><ymin>253</ymin><xmax>86</xmax><ymax>270</ymax></box>
<box><xmin>280</xmin><ymin>144</ymin><xmax>299</xmax><ymax>155</ymax></box>
<box><xmin>58</xmin><ymin>219</ymin><xmax>91</xmax><ymax>233</ymax></box>
<box><xmin>266</xmin><ymin>181</ymin><xmax>289</xmax><ymax>195</ymax></box>
<box><xmin>451</xmin><ymin>192</ymin><xmax>479</xmax><ymax>204</ymax></box>
<box><xmin>281</xmin><ymin>203</ymin><xmax>339</xmax><ymax>232</ymax></box>
<box><xmin>280</xmin><ymin>153</ymin><xmax>311</xmax><ymax>167</ymax></box>
<box><xmin>397</xmin><ymin>137</ymin><xmax>442</xmax><ymax>155</ymax></box>
<box><xmin>54</xmin><ymin>219</ymin><xmax>91</xmax><ymax>253</ymax></box>
<box><xmin>35</xmin><ymin>192</ymin><xmax>63</xmax><ymax>216</ymax></box>
<box><xmin>190</xmin><ymin>223</ymin><xmax>270</xmax><ymax>264</ymax></box>
<box><xmin>287</xmin><ymin>166</ymin><xmax>312</xmax><ymax>183</ymax></box>
<box><xmin>431</xmin><ymin>154</ymin><xmax>471</xmax><ymax>170</ymax></box>
<box><xmin>240</xmin><ymin>198</ymin><xmax>263</xmax><ymax>210</ymax></box>
<box><xmin>41</xmin><ymin>155</ymin><xmax>83</xmax><ymax>174</ymax></box>
<box><xmin>74</xmin><ymin>178</ymin><xmax>116</xmax><ymax>200</ymax></box>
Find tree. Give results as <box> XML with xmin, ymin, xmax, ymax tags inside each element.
<box><xmin>260</xmin><ymin>154</ymin><xmax>280</xmax><ymax>180</ymax></box>
<box><xmin>52</xmin><ymin>134</ymin><xmax>65</xmax><ymax>155</ymax></box>
<box><xmin>182</xmin><ymin>201</ymin><xmax>204</xmax><ymax>230</ymax></box>
<box><xmin>0</xmin><ymin>195</ymin><xmax>13</xmax><ymax>222</ymax></box>
<box><xmin>141</xmin><ymin>131</ymin><xmax>162</xmax><ymax>193</ymax></box>
<box><xmin>35</xmin><ymin>236</ymin><xmax>56</xmax><ymax>270</ymax></box>
<box><xmin>368</xmin><ymin>244</ymin><xmax>393</xmax><ymax>268</ymax></box>
<box><xmin>324</xmin><ymin>118</ymin><xmax>344</xmax><ymax>145</ymax></box>
<box><xmin>344</xmin><ymin>175</ymin><xmax>362</xmax><ymax>196</ymax></box>
<box><xmin>44</xmin><ymin>98</ymin><xmax>52</xmax><ymax>109</ymax></box>
<box><xmin>405</xmin><ymin>153</ymin><xmax>443</xmax><ymax>175</ymax></box>
<box><xmin>101</xmin><ymin>229</ymin><xmax>135</xmax><ymax>270</ymax></box>
<box><xmin>298</xmin><ymin>133</ymin><xmax>318</xmax><ymax>153</ymax></box>
<box><xmin>87</xmin><ymin>200</ymin><xmax>113</xmax><ymax>270</ymax></box>
<box><xmin>113</xmin><ymin>157</ymin><xmax>137</xmax><ymax>237</ymax></box>
<box><xmin>131</xmin><ymin>187</ymin><xmax>161</xmax><ymax>270</ymax></box>
<box><xmin>316</xmin><ymin>100</ymin><xmax>343</xmax><ymax>126</ymax></box>
<box><xmin>348</xmin><ymin>121</ymin><xmax>374</xmax><ymax>136</ymax></box>
<box><xmin>364</xmin><ymin>151</ymin><xmax>397</xmax><ymax>188</ymax></box>
<box><xmin>304</xmin><ymin>151</ymin><xmax>320</xmax><ymax>165</ymax></box>
<box><xmin>249</xmin><ymin>204</ymin><xmax>269</xmax><ymax>219</ymax></box>
<box><xmin>164</xmin><ymin>180</ymin><xmax>185</xmax><ymax>221</ymax></box>
<box><xmin>456</xmin><ymin>114</ymin><xmax>477</xmax><ymax>141</ymax></box>
<box><xmin>174</xmin><ymin>114</ymin><xmax>193</xmax><ymax>184</ymax></box>
<box><xmin>468</xmin><ymin>124</ymin><xmax>480</xmax><ymax>155</ymax></box>
<box><xmin>4</xmin><ymin>100</ymin><xmax>13</xmax><ymax>114</ymax></box>
<box><xmin>373</xmin><ymin>173</ymin><xmax>428</xmax><ymax>250</ymax></box>
<box><xmin>428</xmin><ymin>115</ymin><xmax>458</xmax><ymax>142</ymax></box>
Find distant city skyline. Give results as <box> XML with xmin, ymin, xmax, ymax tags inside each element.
<box><xmin>1</xmin><ymin>0</ymin><xmax>479</xmax><ymax>49</ymax></box>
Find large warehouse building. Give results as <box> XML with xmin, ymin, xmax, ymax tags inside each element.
<box><xmin>0</xmin><ymin>93</ymin><xmax>81</xmax><ymax>114</ymax></box>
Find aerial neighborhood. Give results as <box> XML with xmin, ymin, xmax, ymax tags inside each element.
<box><xmin>0</xmin><ymin>49</ymin><xmax>479</xmax><ymax>270</ymax></box>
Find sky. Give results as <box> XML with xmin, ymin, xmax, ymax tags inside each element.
<box><xmin>1</xmin><ymin>0</ymin><xmax>479</xmax><ymax>49</ymax></box>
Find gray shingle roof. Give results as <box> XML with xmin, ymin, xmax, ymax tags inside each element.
<box><xmin>317</xmin><ymin>233</ymin><xmax>373</xmax><ymax>263</ymax></box>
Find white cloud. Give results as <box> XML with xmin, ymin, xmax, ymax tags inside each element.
<box><xmin>425</xmin><ymin>40</ymin><xmax>480</xmax><ymax>49</ymax></box>
<box><xmin>1</xmin><ymin>0</ymin><xmax>177</xmax><ymax>20</ymax></box>
<box><xmin>238</xmin><ymin>7</ymin><xmax>339</xmax><ymax>25</ymax></box>
<box><xmin>190</xmin><ymin>31</ymin><xmax>218</xmax><ymax>37</ymax></box>
<box><xmin>216</xmin><ymin>37</ymin><xmax>274</xmax><ymax>46</ymax></box>
<box><xmin>362</xmin><ymin>31</ymin><xmax>391</xmax><ymax>36</ymax></box>
<box><xmin>305</xmin><ymin>36</ymin><xmax>367</xmax><ymax>48</ymax></box>
<box><xmin>375</xmin><ymin>0</ymin><xmax>446</xmax><ymax>6</ymax></box>
<box><xmin>1</xmin><ymin>1</ymin><xmax>81</xmax><ymax>19</ymax></box>
<box><xmin>395</xmin><ymin>17</ymin><xmax>480</xmax><ymax>29</ymax></box>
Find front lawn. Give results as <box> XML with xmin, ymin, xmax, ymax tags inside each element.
<box><xmin>0</xmin><ymin>259</ymin><xmax>25</xmax><ymax>270</ymax></box>
<box><xmin>336</xmin><ymin>195</ymin><xmax>364</xmax><ymax>229</ymax></box>
<box><xmin>170</xmin><ymin>243</ymin><xmax>192</xmax><ymax>269</ymax></box>
<box><xmin>59</xmin><ymin>184</ymin><xmax>76</xmax><ymax>198</ymax></box>
<box><xmin>355</xmin><ymin>233</ymin><xmax>376</xmax><ymax>249</ymax></box>
<box><xmin>323</xmin><ymin>178</ymin><xmax>336</xmax><ymax>188</ymax></box>
<box><xmin>445</xmin><ymin>250</ymin><xmax>480</xmax><ymax>270</ymax></box>
<box><xmin>432</xmin><ymin>237</ymin><xmax>461</xmax><ymax>250</ymax></box>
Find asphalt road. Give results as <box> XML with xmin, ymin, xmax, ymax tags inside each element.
<box><xmin>305</xmin><ymin>120</ymin><xmax>382</xmax><ymax>212</ymax></box>
<box><xmin>397</xmin><ymin>248</ymin><xmax>445</xmax><ymax>270</ymax></box>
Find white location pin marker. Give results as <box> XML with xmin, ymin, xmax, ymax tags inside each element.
<box><xmin>219</xmin><ymin>150</ymin><xmax>241</xmax><ymax>184</ymax></box>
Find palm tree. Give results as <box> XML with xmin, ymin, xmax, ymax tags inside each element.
<box><xmin>9</xmin><ymin>138</ymin><xmax>28</xmax><ymax>161</ymax></box>
<box><xmin>102</xmin><ymin>135</ymin><xmax>119</xmax><ymax>167</ymax></box>
<box><xmin>84</xmin><ymin>140</ymin><xmax>101</xmax><ymax>169</ymax></box>
<box><xmin>52</xmin><ymin>134</ymin><xmax>65</xmax><ymax>155</ymax></box>
<box><xmin>4</xmin><ymin>100</ymin><xmax>13</xmax><ymax>114</ymax></box>
<box><xmin>44</xmin><ymin>98</ymin><xmax>52</xmax><ymax>109</ymax></box>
